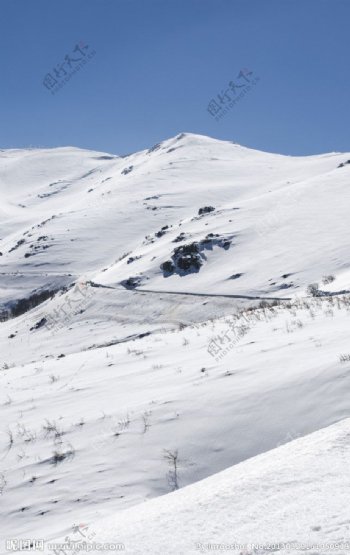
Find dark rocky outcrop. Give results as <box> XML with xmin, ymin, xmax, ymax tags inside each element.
<box><xmin>161</xmin><ymin>235</ymin><xmax>232</xmax><ymax>277</ymax></box>
<box><xmin>198</xmin><ymin>206</ymin><xmax>215</xmax><ymax>215</ymax></box>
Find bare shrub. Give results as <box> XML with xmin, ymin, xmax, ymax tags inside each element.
<box><xmin>322</xmin><ymin>275</ymin><xmax>335</xmax><ymax>285</ymax></box>
<box><xmin>163</xmin><ymin>449</ymin><xmax>180</xmax><ymax>491</ymax></box>
<box><xmin>307</xmin><ymin>283</ymin><xmax>320</xmax><ymax>297</ymax></box>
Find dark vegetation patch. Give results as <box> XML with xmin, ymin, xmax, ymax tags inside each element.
<box><xmin>87</xmin><ymin>331</ymin><xmax>151</xmax><ymax>351</ymax></box>
<box><xmin>24</xmin><ymin>245</ymin><xmax>52</xmax><ymax>258</ymax></box>
<box><xmin>48</xmin><ymin>446</ymin><xmax>75</xmax><ymax>465</ymax></box>
<box><xmin>24</xmin><ymin>236</ymin><xmax>53</xmax><ymax>258</ymax></box>
<box><xmin>155</xmin><ymin>225</ymin><xmax>170</xmax><ymax>238</ymax></box>
<box><xmin>161</xmin><ymin>234</ymin><xmax>232</xmax><ymax>277</ymax></box>
<box><xmin>120</xmin><ymin>276</ymin><xmax>144</xmax><ymax>289</ymax></box>
<box><xmin>0</xmin><ymin>284</ymin><xmax>71</xmax><ymax>322</ymax></box>
<box><xmin>94</xmin><ymin>155</ymin><xmax>116</xmax><ymax>160</ymax></box>
<box><xmin>9</xmin><ymin>239</ymin><xmax>25</xmax><ymax>253</ymax></box>
<box><xmin>166</xmin><ymin>145</ymin><xmax>184</xmax><ymax>153</ymax></box>
<box><xmin>198</xmin><ymin>206</ymin><xmax>215</xmax><ymax>215</ymax></box>
<box><xmin>144</xmin><ymin>225</ymin><xmax>172</xmax><ymax>244</ymax></box>
<box><xmin>30</xmin><ymin>317</ymin><xmax>47</xmax><ymax>331</ymax></box>
<box><xmin>121</xmin><ymin>165</ymin><xmax>133</xmax><ymax>175</ymax></box>
<box><xmin>81</xmin><ymin>168</ymin><xmax>100</xmax><ymax>179</ymax></box>
<box><xmin>37</xmin><ymin>215</ymin><xmax>57</xmax><ymax>229</ymax></box>
<box><xmin>38</xmin><ymin>183</ymin><xmax>69</xmax><ymax>199</ymax></box>
<box><xmin>279</xmin><ymin>283</ymin><xmax>293</xmax><ymax>289</ymax></box>
<box><xmin>228</xmin><ymin>273</ymin><xmax>243</xmax><ymax>280</ymax></box>
<box><xmin>202</xmin><ymin>233</ymin><xmax>231</xmax><ymax>250</ymax></box>
<box><xmin>172</xmin><ymin>232</ymin><xmax>187</xmax><ymax>243</ymax></box>
<box><xmin>127</xmin><ymin>255</ymin><xmax>142</xmax><ymax>264</ymax></box>
<box><xmin>161</xmin><ymin>260</ymin><xmax>175</xmax><ymax>273</ymax></box>
<box><xmin>147</xmin><ymin>142</ymin><xmax>162</xmax><ymax>154</ymax></box>
<box><xmin>338</xmin><ymin>160</ymin><xmax>350</xmax><ymax>168</ymax></box>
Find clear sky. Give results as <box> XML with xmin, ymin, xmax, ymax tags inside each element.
<box><xmin>0</xmin><ymin>0</ymin><xmax>349</xmax><ymax>156</ymax></box>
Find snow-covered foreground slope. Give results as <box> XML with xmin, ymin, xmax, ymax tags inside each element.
<box><xmin>1</xmin><ymin>134</ymin><xmax>350</xmax><ymax>550</ymax></box>
<box><xmin>79</xmin><ymin>418</ymin><xmax>350</xmax><ymax>554</ymax></box>
<box><xmin>1</xmin><ymin>294</ymin><xmax>350</xmax><ymax>548</ymax></box>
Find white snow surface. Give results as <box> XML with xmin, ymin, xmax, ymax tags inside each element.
<box><xmin>81</xmin><ymin>418</ymin><xmax>350</xmax><ymax>554</ymax></box>
<box><xmin>0</xmin><ymin>134</ymin><xmax>350</xmax><ymax>552</ymax></box>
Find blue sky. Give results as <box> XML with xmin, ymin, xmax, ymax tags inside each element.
<box><xmin>0</xmin><ymin>0</ymin><xmax>349</xmax><ymax>156</ymax></box>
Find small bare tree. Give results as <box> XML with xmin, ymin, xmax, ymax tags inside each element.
<box><xmin>141</xmin><ymin>413</ymin><xmax>149</xmax><ymax>434</ymax></box>
<box><xmin>6</xmin><ymin>428</ymin><xmax>14</xmax><ymax>450</ymax></box>
<box><xmin>163</xmin><ymin>449</ymin><xmax>180</xmax><ymax>491</ymax></box>
<box><xmin>0</xmin><ymin>473</ymin><xmax>6</xmax><ymax>495</ymax></box>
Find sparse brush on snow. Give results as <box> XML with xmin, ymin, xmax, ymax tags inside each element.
<box><xmin>42</xmin><ymin>419</ymin><xmax>64</xmax><ymax>440</ymax></box>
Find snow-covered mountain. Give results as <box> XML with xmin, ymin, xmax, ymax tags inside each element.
<box><xmin>1</xmin><ymin>133</ymin><xmax>349</xmax><ymax>552</ymax></box>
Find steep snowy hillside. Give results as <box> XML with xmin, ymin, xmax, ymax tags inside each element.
<box><xmin>77</xmin><ymin>418</ymin><xmax>350</xmax><ymax>554</ymax></box>
<box><xmin>0</xmin><ymin>134</ymin><xmax>349</xmax><ymax>550</ymax></box>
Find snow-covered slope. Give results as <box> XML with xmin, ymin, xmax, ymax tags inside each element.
<box><xmin>1</xmin><ymin>133</ymin><xmax>350</xmax><ymax>364</ymax></box>
<box><xmin>83</xmin><ymin>418</ymin><xmax>350</xmax><ymax>554</ymax></box>
<box><xmin>0</xmin><ymin>134</ymin><xmax>349</xmax><ymax>550</ymax></box>
<box><xmin>1</xmin><ymin>292</ymin><xmax>350</xmax><ymax>548</ymax></box>
<box><xmin>1</xmin><ymin>133</ymin><xmax>350</xmax><ymax>308</ymax></box>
